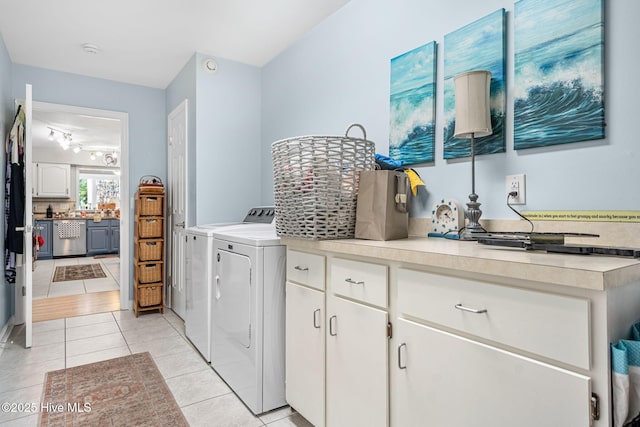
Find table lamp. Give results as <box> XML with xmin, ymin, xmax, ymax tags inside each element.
<box><xmin>453</xmin><ymin>70</ymin><xmax>493</xmax><ymax>240</ymax></box>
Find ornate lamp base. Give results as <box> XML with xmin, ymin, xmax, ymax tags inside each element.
<box><xmin>460</xmin><ymin>193</ymin><xmax>484</xmax><ymax>240</ymax></box>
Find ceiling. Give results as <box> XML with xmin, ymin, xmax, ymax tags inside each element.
<box><xmin>32</xmin><ymin>109</ymin><xmax>121</xmax><ymax>153</ymax></box>
<box><xmin>2</xmin><ymin>1</ymin><xmax>349</xmax><ymax>156</ymax></box>
<box><xmin>0</xmin><ymin>0</ymin><xmax>350</xmax><ymax>89</ymax></box>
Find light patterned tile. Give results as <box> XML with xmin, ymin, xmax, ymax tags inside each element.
<box><xmin>181</xmin><ymin>393</ymin><xmax>263</xmax><ymax>427</ymax></box>
<box><xmin>31</xmin><ymin>328</ymin><xmax>65</xmax><ymax>347</ymax></box>
<box><xmin>265</xmin><ymin>413</ymin><xmax>313</xmax><ymax>427</ymax></box>
<box><xmin>66</xmin><ymin>332</ymin><xmax>127</xmax><ymax>357</ymax></box>
<box><xmin>47</xmin><ymin>280</ymin><xmax>85</xmax><ymax>297</ymax></box>
<box><xmin>128</xmin><ymin>334</ymin><xmax>195</xmax><ymax>359</ymax></box>
<box><xmin>32</xmin><ymin>319</ymin><xmax>65</xmax><ymax>334</ymax></box>
<box><xmin>165</xmin><ymin>368</ymin><xmax>231</xmax><ymax>407</ymax></box>
<box><xmin>154</xmin><ymin>349</ymin><xmax>209</xmax><ymax>380</ymax></box>
<box><xmin>66</xmin><ymin>346</ymin><xmax>131</xmax><ymax>368</ymax></box>
<box><xmin>260</xmin><ymin>406</ymin><xmax>294</xmax><ymax>425</ymax></box>
<box><xmin>66</xmin><ymin>321</ymin><xmax>120</xmax><ymax>341</ymax></box>
<box><xmin>0</xmin><ymin>384</ymin><xmax>43</xmax><ymax>424</ymax></box>
<box><xmin>0</xmin><ymin>357</ymin><xmax>64</xmax><ymax>393</ymax></box>
<box><xmin>65</xmin><ymin>312</ymin><xmax>115</xmax><ymax>328</ymax></box>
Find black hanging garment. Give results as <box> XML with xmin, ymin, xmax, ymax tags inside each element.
<box><xmin>4</xmin><ymin>106</ymin><xmax>25</xmax><ymax>283</ymax></box>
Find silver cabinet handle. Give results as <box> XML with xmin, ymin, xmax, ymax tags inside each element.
<box><xmin>398</xmin><ymin>343</ymin><xmax>407</xmax><ymax>369</ymax></box>
<box><xmin>454</xmin><ymin>303</ymin><xmax>487</xmax><ymax>314</ymax></box>
<box><xmin>329</xmin><ymin>315</ymin><xmax>337</xmax><ymax>336</ymax></box>
<box><xmin>294</xmin><ymin>265</ymin><xmax>309</xmax><ymax>272</ymax></box>
<box><xmin>345</xmin><ymin>278</ymin><xmax>364</xmax><ymax>285</ymax></box>
<box><xmin>313</xmin><ymin>309</ymin><xmax>321</xmax><ymax>329</ymax></box>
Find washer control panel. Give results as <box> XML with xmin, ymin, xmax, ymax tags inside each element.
<box><xmin>243</xmin><ymin>206</ymin><xmax>276</xmax><ymax>224</ymax></box>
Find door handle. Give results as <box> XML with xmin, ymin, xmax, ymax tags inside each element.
<box><xmin>329</xmin><ymin>315</ymin><xmax>337</xmax><ymax>336</ymax></box>
<box><xmin>313</xmin><ymin>309</ymin><xmax>321</xmax><ymax>329</ymax></box>
<box><xmin>215</xmin><ymin>275</ymin><xmax>221</xmax><ymax>300</ymax></box>
<box><xmin>454</xmin><ymin>303</ymin><xmax>487</xmax><ymax>314</ymax></box>
<box><xmin>175</xmin><ymin>222</ymin><xmax>185</xmax><ymax>228</ymax></box>
<box><xmin>398</xmin><ymin>343</ymin><xmax>407</xmax><ymax>369</ymax></box>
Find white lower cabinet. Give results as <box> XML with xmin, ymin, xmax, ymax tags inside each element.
<box><xmin>326</xmin><ymin>295</ymin><xmax>388</xmax><ymax>427</ymax></box>
<box><xmin>285</xmin><ymin>281</ymin><xmax>325</xmax><ymax>427</ymax></box>
<box><xmin>392</xmin><ymin>318</ymin><xmax>591</xmax><ymax>427</ymax></box>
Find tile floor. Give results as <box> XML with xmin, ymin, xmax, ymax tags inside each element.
<box><xmin>32</xmin><ymin>256</ymin><xmax>120</xmax><ymax>299</ymax></box>
<box><xmin>0</xmin><ymin>310</ymin><xmax>312</xmax><ymax>427</ymax></box>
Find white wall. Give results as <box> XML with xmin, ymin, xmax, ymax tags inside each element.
<box><xmin>261</xmin><ymin>0</ymin><xmax>640</xmax><ymax>219</ymax></box>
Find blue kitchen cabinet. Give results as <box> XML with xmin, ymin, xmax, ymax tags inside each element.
<box><xmin>35</xmin><ymin>220</ymin><xmax>53</xmax><ymax>260</ymax></box>
<box><xmin>86</xmin><ymin>219</ymin><xmax>120</xmax><ymax>256</ymax></box>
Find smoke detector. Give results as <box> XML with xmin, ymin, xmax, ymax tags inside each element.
<box><xmin>202</xmin><ymin>58</ymin><xmax>218</xmax><ymax>73</ymax></box>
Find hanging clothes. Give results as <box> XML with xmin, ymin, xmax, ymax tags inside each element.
<box><xmin>4</xmin><ymin>105</ymin><xmax>25</xmax><ymax>283</ymax></box>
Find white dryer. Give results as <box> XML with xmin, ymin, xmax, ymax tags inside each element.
<box><xmin>184</xmin><ymin>207</ymin><xmax>276</xmax><ymax>363</ymax></box>
<box><xmin>210</xmin><ymin>221</ymin><xmax>286</xmax><ymax>415</ymax></box>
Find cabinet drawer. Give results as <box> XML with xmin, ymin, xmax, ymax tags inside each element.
<box><xmin>287</xmin><ymin>250</ymin><xmax>325</xmax><ymax>290</ymax></box>
<box><xmin>330</xmin><ymin>258</ymin><xmax>388</xmax><ymax>308</ymax></box>
<box><xmin>397</xmin><ymin>268</ymin><xmax>590</xmax><ymax>370</ymax></box>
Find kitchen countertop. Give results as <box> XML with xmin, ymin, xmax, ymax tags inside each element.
<box><xmin>281</xmin><ymin>236</ymin><xmax>640</xmax><ymax>291</ymax></box>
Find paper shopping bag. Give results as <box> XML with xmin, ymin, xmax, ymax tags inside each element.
<box><xmin>355</xmin><ymin>170</ymin><xmax>409</xmax><ymax>241</ymax></box>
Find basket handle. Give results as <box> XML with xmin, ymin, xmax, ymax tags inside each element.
<box><xmin>345</xmin><ymin>123</ymin><xmax>367</xmax><ymax>140</ymax></box>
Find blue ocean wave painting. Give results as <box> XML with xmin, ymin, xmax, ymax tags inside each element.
<box><xmin>389</xmin><ymin>41</ymin><xmax>436</xmax><ymax>165</ymax></box>
<box><xmin>514</xmin><ymin>0</ymin><xmax>604</xmax><ymax>149</ymax></box>
<box><xmin>443</xmin><ymin>9</ymin><xmax>506</xmax><ymax>160</ymax></box>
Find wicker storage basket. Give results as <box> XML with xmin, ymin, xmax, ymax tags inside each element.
<box><xmin>138</xmin><ymin>196</ymin><xmax>163</xmax><ymax>216</ymax></box>
<box><xmin>138</xmin><ymin>218</ymin><xmax>163</xmax><ymax>238</ymax></box>
<box><xmin>136</xmin><ymin>240</ymin><xmax>163</xmax><ymax>261</ymax></box>
<box><xmin>138</xmin><ymin>284</ymin><xmax>162</xmax><ymax>307</ymax></box>
<box><xmin>137</xmin><ymin>263</ymin><xmax>162</xmax><ymax>284</ymax></box>
<box><xmin>272</xmin><ymin>124</ymin><xmax>375</xmax><ymax>240</ymax></box>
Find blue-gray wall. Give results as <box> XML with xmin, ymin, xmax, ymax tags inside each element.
<box><xmin>0</xmin><ymin>33</ymin><xmax>12</xmax><ymax>328</ymax></box>
<box><xmin>11</xmin><ymin>64</ymin><xmax>166</xmax><ymax>303</ymax></box>
<box><xmin>194</xmin><ymin>53</ymin><xmax>262</xmax><ymax>224</ymax></box>
<box><xmin>167</xmin><ymin>53</ymin><xmax>262</xmax><ymax>226</ymax></box>
<box><xmin>261</xmin><ymin>0</ymin><xmax>640</xmax><ymax>219</ymax></box>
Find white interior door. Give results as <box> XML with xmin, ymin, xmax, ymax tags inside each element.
<box><xmin>168</xmin><ymin>100</ymin><xmax>188</xmax><ymax>318</ymax></box>
<box><xmin>14</xmin><ymin>84</ymin><xmax>33</xmax><ymax>348</ymax></box>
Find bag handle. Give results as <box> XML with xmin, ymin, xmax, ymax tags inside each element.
<box><xmin>394</xmin><ymin>173</ymin><xmax>409</xmax><ymax>213</ymax></box>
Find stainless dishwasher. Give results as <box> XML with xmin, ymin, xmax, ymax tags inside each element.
<box><xmin>53</xmin><ymin>220</ymin><xmax>87</xmax><ymax>256</ymax></box>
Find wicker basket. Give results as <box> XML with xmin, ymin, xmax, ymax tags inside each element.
<box><xmin>272</xmin><ymin>124</ymin><xmax>375</xmax><ymax>240</ymax></box>
<box><xmin>138</xmin><ymin>285</ymin><xmax>162</xmax><ymax>307</ymax></box>
<box><xmin>137</xmin><ymin>240</ymin><xmax>163</xmax><ymax>261</ymax></box>
<box><xmin>138</xmin><ymin>218</ymin><xmax>163</xmax><ymax>238</ymax></box>
<box><xmin>138</xmin><ymin>196</ymin><xmax>163</xmax><ymax>216</ymax></box>
<box><xmin>137</xmin><ymin>263</ymin><xmax>162</xmax><ymax>284</ymax></box>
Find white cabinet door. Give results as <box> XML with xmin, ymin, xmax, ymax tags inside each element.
<box><xmin>285</xmin><ymin>282</ymin><xmax>325</xmax><ymax>427</ymax></box>
<box><xmin>35</xmin><ymin>163</ymin><xmax>70</xmax><ymax>197</ymax></box>
<box><xmin>326</xmin><ymin>296</ymin><xmax>388</xmax><ymax>427</ymax></box>
<box><xmin>392</xmin><ymin>318</ymin><xmax>592</xmax><ymax>427</ymax></box>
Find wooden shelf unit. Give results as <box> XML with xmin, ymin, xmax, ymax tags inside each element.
<box><xmin>134</xmin><ymin>188</ymin><xmax>165</xmax><ymax>317</ymax></box>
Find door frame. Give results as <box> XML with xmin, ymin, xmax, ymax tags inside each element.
<box><xmin>167</xmin><ymin>99</ymin><xmax>189</xmax><ymax>312</ymax></box>
<box><xmin>32</xmin><ymin>101</ymin><xmax>130</xmax><ymax>310</ymax></box>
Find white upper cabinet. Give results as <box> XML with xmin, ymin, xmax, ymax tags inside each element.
<box><xmin>34</xmin><ymin>163</ymin><xmax>70</xmax><ymax>198</ymax></box>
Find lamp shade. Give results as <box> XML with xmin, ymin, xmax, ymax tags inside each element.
<box><xmin>453</xmin><ymin>70</ymin><xmax>493</xmax><ymax>138</ymax></box>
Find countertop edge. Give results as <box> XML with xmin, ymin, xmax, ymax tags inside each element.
<box><xmin>281</xmin><ymin>236</ymin><xmax>640</xmax><ymax>291</ymax></box>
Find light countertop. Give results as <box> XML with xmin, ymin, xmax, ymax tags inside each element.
<box><xmin>282</xmin><ymin>236</ymin><xmax>640</xmax><ymax>291</ymax></box>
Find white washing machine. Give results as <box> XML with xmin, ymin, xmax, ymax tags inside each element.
<box><xmin>210</xmin><ymin>221</ymin><xmax>286</xmax><ymax>415</ymax></box>
<box><xmin>184</xmin><ymin>207</ymin><xmax>276</xmax><ymax>363</ymax></box>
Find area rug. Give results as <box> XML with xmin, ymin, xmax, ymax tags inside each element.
<box><xmin>39</xmin><ymin>352</ymin><xmax>188</xmax><ymax>427</ymax></box>
<box><xmin>52</xmin><ymin>264</ymin><xmax>107</xmax><ymax>282</ymax></box>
